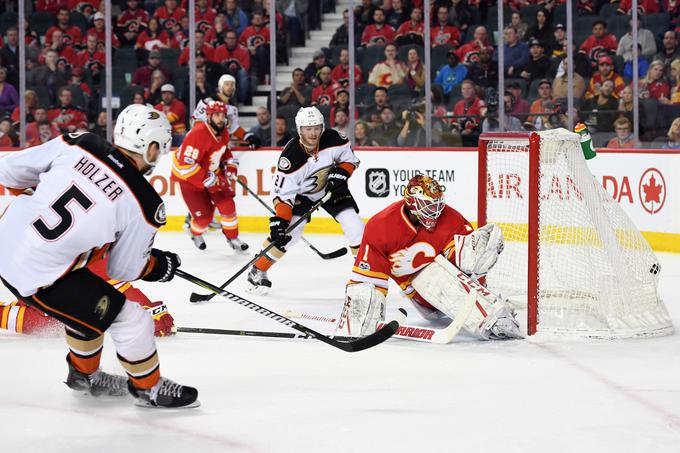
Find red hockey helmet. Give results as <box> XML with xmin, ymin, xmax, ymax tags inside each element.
<box><xmin>205</xmin><ymin>100</ymin><xmax>228</xmax><ymax>116</ymax></box>
<box><xmin>403</xmin><ymin>175</ymin><xmax>445</xmax><ymax>231</ymax></box>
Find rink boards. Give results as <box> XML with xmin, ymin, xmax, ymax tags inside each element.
<box><xmin>0</xmin><ymin>146</ymin><xmax>678</xmax><ymax>251</ymax></box>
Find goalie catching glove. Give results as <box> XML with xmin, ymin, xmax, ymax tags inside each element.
<box><xmin>454</xmin><ymin>223</ymin><xmax>504</xmax><ymax>278</ymax></box>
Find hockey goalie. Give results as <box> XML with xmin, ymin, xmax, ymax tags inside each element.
<box><xmin>337</xmin><ymin>175</ymin><xmax>523</xmax><ymax>341</ymax></box>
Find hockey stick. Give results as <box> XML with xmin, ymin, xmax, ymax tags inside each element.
<box><xmin>235</xmin><ymin>179</ymin><xmax>347</xmax><ymax>260</ymax></box>
<box><xmin>177</xmin><ymin>326</ymin><xmax>352</xmax><ymax>341</ymax></box>
<box><xmin>189</xmin><ymin>192</ymin><xmax>333</xmax><ymax>303</ymax></box>
<box><xmin>176</xmin><ymin>269</ymin><xmax>407</xmax><ymax>352</ymax></box>
<box><xmin>285</xmin><ymin>286</ymin><xmax>476</xmax><ymax>345</ymax></box>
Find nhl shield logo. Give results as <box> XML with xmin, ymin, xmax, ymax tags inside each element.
<box><xmin>365</xmin><ymin>168</ymin><xmax>390</xmax><ymax>198</ymax></box>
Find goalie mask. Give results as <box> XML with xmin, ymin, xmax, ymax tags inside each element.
<box><xmin>403</xmin><ymin>175</ymin><xmax>445</xmax><ymax>231</ymax></box>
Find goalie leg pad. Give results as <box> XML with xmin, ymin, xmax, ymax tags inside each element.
<box><xmin>411</xmin><ymin>257</ymin><xmax>522</xmax><ymax>340</ymax></box>
<box><xmin>335</xmin><ymin>283</ymin><xmax>386</xmax><ymax>337</ymax></box>
<box><xmin>454</xmin><ymin>223</ymin><xmax>505</xmax><ymax>278</ymax></box>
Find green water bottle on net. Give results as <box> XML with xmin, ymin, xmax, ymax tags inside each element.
<box><xmin>575</xmin><ymin>123</ymin><xmax>597</xmax><ymax>160</ymax></box>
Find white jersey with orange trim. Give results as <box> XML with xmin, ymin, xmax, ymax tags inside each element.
<box><xmin>272</xmin><ymin>128</ymin><xmax>359</xmax><ymax>208</ymax></box>
<box><xmin>0</xmin><ymin>132</ymin><xmax>165</xmax><ymax>297</ymax></box>
<box><xmin>350</xmin><ymin>200</ymin><xmax>473</xmax><ymax>299</ymax></box>
<box><xmin>192</xmin><ymin>98</ymin><xmax>243</xmax><ymax>137</ymax></box>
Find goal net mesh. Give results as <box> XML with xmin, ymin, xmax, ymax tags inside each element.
<box><xmin>482</xmin><ymin>129</ymin><xmax>672</xmax><ymax>338</ymax></box>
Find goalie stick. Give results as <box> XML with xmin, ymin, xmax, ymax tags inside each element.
<box><xmin>177</xmin><ymin>269</ymin><xmax>407</xmax><ymax>352</ymax></box>
<box><xmin>189</xmin><ymin>192</ymin><xmax>333</xmax><ymax>303</ymax></box>
<box><xmin>235</xmin><ymin>178</ymin><xmax>347</xmax><ymax>260</ymax></box>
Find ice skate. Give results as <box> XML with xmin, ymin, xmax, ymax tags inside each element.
<box><xmin>65</xmin><ymin>355</ymin><xmax>128</xmax><ymax>397</ymax></box>
<box><xmin>208</xmin><ymin>219</ymin><xmax>221</xmax><ymax>229</ymax></box>
<box><xmin>183</xmin><ymin>213</ymin><xmax>191</xmax><ymax>231</ymax></box>
<box><xmin>191</xmin><ymin>234</ymin><xmax>206</xmax><ymax>250</ymax></box>
<box><xmin>128</xmin><ymin>376</ymin><xmax>200</xmax><ymax>408</ymax></box>
<box><xmin>227</xmin><ymin>237</ymin><xmax>249</xmax><ymax>252</ymax></box>
<box><xmin>246</xmin><ymin>266</ymin><xmax>271</xmax><ymax>295</ymax></box>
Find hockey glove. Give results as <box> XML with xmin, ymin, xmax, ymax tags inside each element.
<box><xmin>222</xmin><ymin>158</ymin><xmax>239</xmax><ymax>180</ymax></box>
<box><xmin>244</xmin><ymin>133</ymin><xmax>261</xmax><ymax>150</ymax></box>
<box><xmin>143</xmin><ymin>300</ymin><xmax>176</xmax><ymax>336</ymax></box>
<box><xmin>269</xmin><ymin>216</ymin><xmax>292</xmax><ymax>249</ymax></box>
<box><xmin>326</xmin><ymin>166</ymin><xmax>350</xmax><ymax>193</ymax></box>
<box><xmin>143</xmin><ymin>249</ymin><xmax>181</xmax><ymax>282</ymax></box>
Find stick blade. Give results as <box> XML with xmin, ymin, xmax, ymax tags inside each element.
<box><xmin>320</xmin><ymin>247</ymin><xmax>348</xmax><ymax>260</ymax></box>
<box><xmin>189</xmin><ymin>292</ymin><xmax>214</xmax><ymax>303</ymax></box>
<box><xmin>342</xmin><ymin>308</ymin><xmax>408</xmax><ymax>352</ymax></box>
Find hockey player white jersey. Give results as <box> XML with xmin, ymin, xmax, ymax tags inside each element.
<box><xmin>192</xmin><ymin>98</ymin><xmax>241</xmax><ymax>135</ymax></box>
<box><xmin>0</xmin><ymin>132</ymin><xmax>165</xmax><ymax>297</ymax></box>
<box><xmin>272</xmin><ymin>129</ymin><xmax>359</xmax><ymax>207</ymax></box>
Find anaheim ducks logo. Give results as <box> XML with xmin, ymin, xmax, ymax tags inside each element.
<box><xmin>302</xmin><ymin>165</ymin><xmax>332</xmax><ymax>194</ymax></box>
<box><xmin>148</xmin><ymin>111</ymin><xmax>160</xmax><ymax>120</ymax></box>
<box><xmin>94</xmin><ymin>296</ymin><xmax>110</xmax><ymax>320</ymax></box>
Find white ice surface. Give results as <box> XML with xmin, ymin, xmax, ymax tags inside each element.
<box><xmin>1</xmin><ymin>231</ymin><xmax>680</xmax><ymax>453</ymax></box>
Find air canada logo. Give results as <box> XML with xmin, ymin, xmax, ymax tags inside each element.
<box><xmin>639</xmin><ymin>168</ymin><xmax>666</xmax><ymax>214</ymax></box>
<box><xmin>366</xmin><ymin>168</ymin><xmax>389</xmax><ymax>197</ymax></box>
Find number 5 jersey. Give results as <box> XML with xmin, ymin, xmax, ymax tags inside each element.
<box><xmin>0</xmin><ymin>133</ymin><xmax>165</xmax><ymax>297</ymax></box>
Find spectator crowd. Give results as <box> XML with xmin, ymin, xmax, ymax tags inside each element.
<box><xmin>0</xmin><ymin>0</ymin><xmax>679</xmax><ymax>149</ymax></box>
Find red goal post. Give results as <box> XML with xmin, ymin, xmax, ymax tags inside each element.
<box><xmin>477</xmin><ymin>130</ymin><xmax>672</xmax><ymax>338</ymax></box>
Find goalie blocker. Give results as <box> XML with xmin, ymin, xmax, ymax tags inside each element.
<box><xmin>336</xmin><ymin>175</ymin><xmax>522</xmax><ymax>341</ymax></box>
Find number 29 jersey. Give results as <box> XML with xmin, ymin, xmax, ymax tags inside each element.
<box><xmin>0</xmin><ymin>133</ymin><xmax>165</xmax><ymax>297</ymax></box>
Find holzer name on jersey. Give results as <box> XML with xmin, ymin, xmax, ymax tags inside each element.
<box><xmin>74</xmin><ymin>156</ymin><xmax>124</xmax><ymax>201</ymax></box>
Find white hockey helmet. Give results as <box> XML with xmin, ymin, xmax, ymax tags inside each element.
<box><xmin>295</xmin><ymin>106</ymin><xmax>325</xmax><ymax>136</ymax></box>
<box><xmin>218</xmin><ymin>74</ymin><xmax>236</xmax><ymax>94</ymax></box>
<box><xmin>114</xmin><ymin>104</ymin><xmax>172</xmax><ymax>167</ymax></box>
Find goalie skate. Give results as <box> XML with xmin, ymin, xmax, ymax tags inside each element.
<box><xmin>65</xmin><ymin>356</ymin><xmax>128</xmax><ymax>397</ymax></box>
<box><xmin>128</xmin><ymin>377</ymin><xmax>200</xmax><ymax>409</ymax></box>
<box><xmin>477</xmin><ymin>300</ymin><xmax>523</xmax><ymax>340</ymax></box>
<box><xmin>246</xmin><ymin>267</ymin><xmax>271</xmax><ymax>295</ymax></box>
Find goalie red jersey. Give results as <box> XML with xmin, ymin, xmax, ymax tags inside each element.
<box><xmin>350</xmin><ymin>199</ymin><xmax>473</xmax><ymax>304</ymax></box>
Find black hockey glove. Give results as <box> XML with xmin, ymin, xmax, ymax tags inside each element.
<box><xmin>244</xmin><ymin>133</ymin><xmax>261</xmax><ymax>150</ymax></box>
<box><xmin>143</xmin><ymin>249</ymin><xmax>181</xmax><ymax>282</ymax></box>
<box><xmin>326</xmin><ymin>166</ymin><xmax>350</xmax><ymax>193</ymax></box>
<box><xmin>269</xmin><ymin>216</ymin><xmax>292</xmax><ymax>249</ymax></box>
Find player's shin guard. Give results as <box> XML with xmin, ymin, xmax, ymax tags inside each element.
<box><xmin>66</xmin><ymin>328</ymin><xmax>104</xmax><ymax>374</ymax></box>
<box><xmin>220</xmin><ymin>213</ymin><xmax>239</xmax><ymax>239</ymax></box>
<box><xmin>108</xmin><ymin>301</ymin><xmax>160</xmax><ymax>390</ymax></box>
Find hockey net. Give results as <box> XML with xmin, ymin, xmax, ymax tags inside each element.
<box><xmin>478</xmin><ymin>129</ymin><xmax>672</xmax><ymax>338</ymax></box>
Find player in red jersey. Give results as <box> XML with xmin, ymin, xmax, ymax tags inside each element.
<box><xmin>0</xmin><ymin>257</ymin><xmax>175</xmax><ymax>337</ymax></box>
<box><xmin>171</xmin><ymin>100</ymin><xmax>249</xmax><ymax>252</ymax></box>
<box><xmin>337</xmin><ymin>175</ymin><xmax>521</xmax><ymax>340</ymax></box>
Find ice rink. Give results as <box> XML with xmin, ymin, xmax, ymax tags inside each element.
<box><xmin>1</xmin><ymin>231</ymin><xmax>680</xmax><ymax>453</ymax></box>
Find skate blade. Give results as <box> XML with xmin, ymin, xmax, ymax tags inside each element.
<box><xmin>134</xmin><ymin>399</ymin><xmax>201</xmax><ymax>409</ymax></box>
<box><xmin>245</xmin><ymin>282</ymin><xmax>270</xmax><ymax>296</ymax></box>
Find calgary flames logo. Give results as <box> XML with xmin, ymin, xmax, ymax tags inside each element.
<box><xmin>388</xmin><ymin>242</ymin><xmax>436</xmax><ymax>277</ymax></box>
